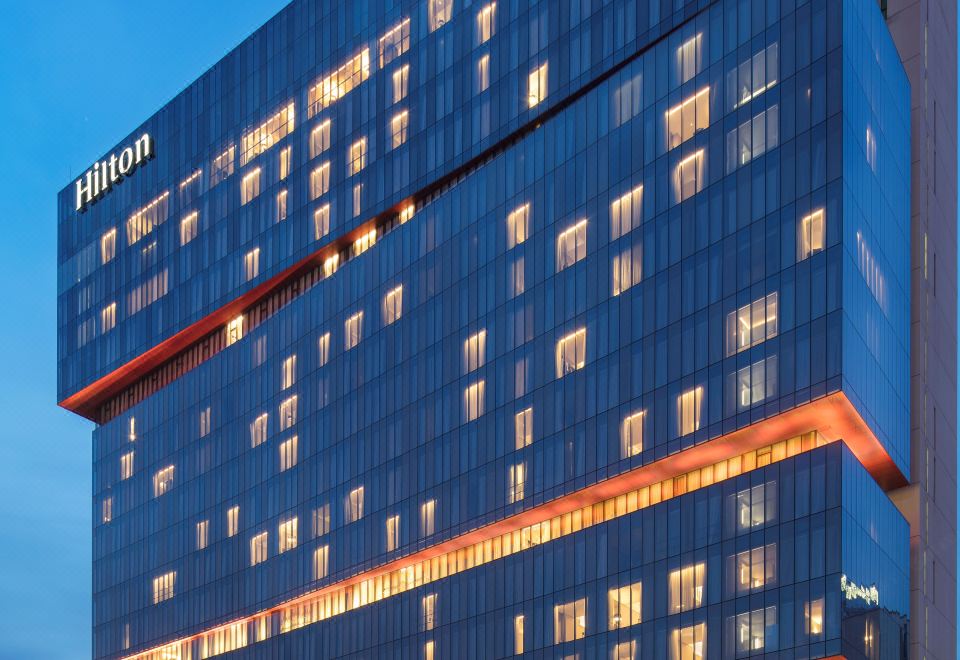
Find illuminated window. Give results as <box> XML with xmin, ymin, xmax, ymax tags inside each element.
<box><xmin>798</xmin><ymin>209</ymin><xmax>825</xmax><ymax>260</ymax></box>
<box><xmin>317</xmin><ymin>332</ymin><xmax>331</xmax><ymax>366</ymax></box>
<box><xmin>279</xmin><ymin>436</ymin><xmax>298</xmax><ymax>471</ymax></box>
<box><xmin>422</xmin><ymin>593</ymin><xmax>437</xmax><ymax>631</ymax></box>
<box><xmin>153</xmin><ymin>466</ymin><xmax>174</xmax><ymax>497</ymax></box>
<box><xmin>420</xmin><ymin>499</ymin><xmax>436</xmax><ymax>537</ymax></box>
<box><xmin>243</xmin><ymin>247</ymin><xmax>260</xmax><ymax>282</ymax></box>
<box><xmin>464</xmin><ymin>330</ymin><xmax>486</xmax><ymax>372</ymax></box>
<box><xmin>126</xmin><ymin>192</ymin><xmax>170</xmax><ymax>246</ymax></box>
<box><xmin>199</xmin><ymin>406</ymin><xmax>211</xmax><ymax>437</ymax></box>
<box><xmin>613</xmin><ymin>641</ymin><xmax>637</xmax><ymax>660</ymax></box>
<box><xmin>278</xmin><ymin>518</ymin><xmax>298</xmax><ymax>553</ymax></box>
<box><xmin>210</xmin><ymin>145</ymin><xmax>235</xmax><ymax>186</ymax></box>
<box><xmin>554</xmin><ymin>598</ymin><xmax>587</xmax><ymax>643</ymax></box>
<box><xmin>514</xmin><ymin>615</ymin><xmax>525</xmax><ymax>654</ymax></box>
<box><xmin>726</xmin><ymin>292</ymin><xmax>779</xmax><ymax>356</ymax></box>
<box><xmin>310</xmin><ymin>162</ymin><xmax>331</xmax><ymax>199</ymax></box>
<box><xmin>307</xmin><ymin>48</ymin><xmax>370</xmax><ymax>116</ymax></box>
<box><xmin>250</xmin><ymin>532</ymin><xmax>268</xmax><ymax>566</ymax></box>
<box><xmin>310</xmin><ymin>120</ymin><xmax>331</xmax><ymax>158</ymax></box>
<box><xmin>279</xmin><ymin>146</ymin><xmax>291</xmax><ymax>180</ymax></box>
<box><xmin>612</xmin><ymin>245</ymin><xmax>642</xmax><ymax>296</ymax></box>
<box><xmin>428</xmin><ymin>0</ymin><xmax>452</xmax><ymax>31</ymax></box>
<box><xmin>127</xmin><ymin>417</ymin><xmax>136</xmax><ymax>441</ymax></box>
<box><xmin>669</xmin><ymin>562</ymin><xmax>705</xmax><ymax>613</ymax></box>
<box><xmin>323</xmin><ymin>253</ymin><xmax>340</xmax><ymax>277</ymax></box>
<box><xmin>728</xmin><ymin>43</ymin><xmax>779</xmax><ymax>109</ymax></box>
<box><xmin>611</xmin><ymin>185</ymin><xmax>642</xmax><ymax>240</ymax></box>
<box><xmin>673</xmin><ymin>150</ymin><xmax>704</xmax><ymax>203</ymax></box>
<box><xmin>120</xmin><ymin>451</ymin><xmax>134</xmax><ymax>480</ymax></box>
<box><xmin>677</xmin><ymin>386</ymin><xmax>703</xmax><ymax>435</ymax></box>
<box><xmin>670</xmin><ymin>622</ymin><xmax>706</xmax><ymax>660</ymax></box>
<box><xmin>507</xmin><ymin>204</ymin><xmax>529</xmax><ymax>248</ymax></box>
<box><xmin>729</xmin><ymin>606</ymin><xmax>777</xmax><ymax>652</ymax></box>
<box><xmin>345</xmin><ymin>311</ymin><xmax>363</xmax><ymax>349</ymax></box>
<box><xmin>101</xmin><ymin>497</ymin><xmax>112</xmax><ymax>523</ymax></box>
<box><xmin>279</xmin><ymin>395</ymin><xmax>298</xmax><ymax>431</ymax></box>
<box><xmin>676</xmin><ymin>34</ymin><xmax>702</xmax><ymax>84</ymax></box>
<box><xmin>282</xmin><ymin>355</ymin><xmax>296</xmax><ymax>389</ymax></box>
<box><xmin>389</xmin><ymin>111</ymin><xmax>409</xmax><ymax>149</ymax></box>
<box><xmin>476</xmin><ymin>3</ymin><xmax>495</xmax><ymax>43</ymax></box>
<box><xmin>226</xmin><ymin>315</ymin><xmax>244</xmax><ymax>346</ymax></box>
<box><xmin>727</xmin><ymin>105</ymin><xmax>779</xmax><ymax>173</ymax></box>
<box><xmin>196</xmin><ymin>520</ymin><xmax>209</xmax><ymax>550</ymax></box>
<box><xmin>515</xmin><ymin>408</ymin><xmax>533</xmax><ymax>449</ymax></box>
<box><xmin>101</xmin><ymin>228</ymin><xmax>117</xmax><ymax>264</ymax></box>
<box><xmin>313</xmin><ymin>545</ymin><xmax>329</xmax><ymax>579</ymax></box>
<box><xmin>379</xmin><ymin>19</ymin><xmax>410</xmax><ymax>67</ymax></box>
<box><xmin>735</xmin><ymin>482</ymin><xmax>777</xmax><ymax>530</ymax></box>
<box><xmin>180</xmin><ymin>211</ymin><xmax>199</xmax><ymax>245</ymax></box>
<box><xmin>227</xmin><ymin>506</ymin><xmax>239</xmax><ymax>537</ymax></box>
<box><xmin>313</xmin><ymin>504</ymin><xmax>330</xmax><ymax>537</ymax></box>
<box><xmin>348</xmin><ymin>138</ymin><xmax>367</xmax><ymax>175</ymax></box>
<box><xmin>346</xmin><ymin>486</ymin><xmax>365</xmax><ymax>522</ymax></box>
<box><xmin>101</xmin><ymin>303</ymin><xmax>116</xmax><ymax>333</ymax></box>
<box><xmin>383</xmin><ymin>285</ymin><xmax>403</xmax><ymax>324</ymax></box>
<box><xmin>392</xmin><ymin>65</ymin><xmax>410</xmax><ymax>103</ymax></box>
<box><xmin>476</xmin><ymin>54</ymin><xmax>490</xmax><ymax>92</ymax></box>
<box><xmin>666</xmin><ymin>88</ymin><xmax>710</xmax><ymax>150</ymax></box>
<box><xmin>352</xmin><ymin>183</ymin><xmax>362</xmax><ymax>217</ymax></box>
<box><xmin>732</xmin><ymin>544</ymin><xmax>777</xmax><ymax>593</ymax></box>
<box><xmin>240</xmin><ymin>102</ymin><xmax>294</xmax><ymax>166</ymax></box>
<box><xmin>621</xmin><ymin>410</ymin><xmax>645</xmax><ymax>458</ymax></box>
<box><xmin>804</xmin><ymin>598</ymin><xmax>824</xmax><ymax>636</ymax></box>
<box><xmin>464</xmin><ymin>380</ymin><xmax>485</xmax><ymax>421</ymax></box>
<box><xmin>609</xmin><ymin>582</ymin><xmax>642</xmax><ymax>629</ymax></box>
<box><xmin>508</xmin><ymin>462</ymin><xmax>526</xmax><ymax>502</ymax></box>
<box><xmin>351</xmin><ymin>229</ymin><xmax>377</xmax><ymax>258</ymax></box>
<box><xmin>276</xmin><ymin>189</ymin><xmax>288</xmax><ymax>222</ymax></box>
<box><xmin>613</xmin><ymin>72</ymin><xmax>643</xmax><ymax>126</ymax></box>
<box><xmin>734</xmin><ymin>356</ymin><xmax>778</xmax><ymax>411</ymax></box>
<box><xmin>556</xmin><ymin>328</ymin><xmax>587</xmax><ymax>377</ymax></box>
<box><xmin>866</xmin><ymin>125</ymin><xmax>877</xmax><ymax>172</ymax></box>
<box><xmin>314</xmin><ymin>204</ymin><xmax>331</xmax><ymax>240</ymax></box>
<box><xmin>555</xmin><ymin>221</ymin><xmax>588</xmax><ymax>271</ymax></box>
<box><xmin>424</xmin><ymin>641</ymin><xmax>435</xmax><ymax>660</ymax></box>
<box><xmin>509</xmin><ymin>256</ymin><xmax>525</xmax><ymax>297</ymax></box>
<box><xmin>152</xmin><ymin>571</ymin><xmax>175</xmax><ymax>604</ymax></box>
<box><xmin>240</xmin><ymin>168</ymin><xmax>261</xmax><ymax>205</ymax></box>
<box><xmin>528</xmin><ymin>62</ymin><xmax>548</xmax><ymax>107</ymax></box>
<box><xmin>386</xmin><ymin>514</ymin><xmax>400</xmax><ymax>552</ymax></box>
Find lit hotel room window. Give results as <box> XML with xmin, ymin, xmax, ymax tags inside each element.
<box><xmin>476</xmin><ymin>54</ymin><xmax>490</xmax><ymax>93</ymax></box>
<box><xmin>152</xmin><ymin>571</ymin><xmax>175</xmax><ymax>604</ymax></box>
<box><xmin>554</xmin><ymin>598</ymin><xmax>587</xmax><ymax>643</ymax></box>
<box><xmin>528</xmin><ymin>62</ymin><xmax>548</xmax><ymax>108</ymax></box>
<box><xmin>227</xmin><ymin>506</ymin><xmax>239</xmax><ymax>537</ymax></box>
<box><xmin>126</xmin><ymin>191</ymin><xmax>170</xmax><ymax>246</ymax></box>
<box><xmin>507</xmin><ymin>203</ymin><xmax>530</xmax><ymax>248</ymax></box>
<box><xmin>514</xmin><ymin>615</ymin><xmax>525</xmax><ymax>654</ymax></box>
<box><xmin>345</xmin><ymin>311</ymin><xmax>363</xmax><ymax>349</ymax></box>
<box><xmin>464</xmin><ymin>330</ymin><xmax>486</xmax><ymax>372</ymax></box>
<box><xmin>240</xmin><ymin>102</ymin><xmax>294</xmax><ymax>166</ymax></box>
<box><xmin>153</xmin><ymin>466</ymin><xmax>174</xmax><ymax>497</ymax></box>
<box><xmin>279</xmin><ymin>146</ymin><xmax>291</xmax><ymax>180</ymax></box>
<box><xmin>307</xmin><ymin>48</ymin><xmax>370</xmax><ymax>116</ymax></box>
<box><xmin>424</xmin><ymin>641</ymin><xmax>435</xmax><ymax>660</ymax></box>
<box><xmin>464</xmin><ymin>380</ymin><xmax>485</xmax><ymax>421</ymax></box>
<box><xmin>120</xmin><ymin>451</ymin><xmax>134</xmax><ymax>480</ymax></box>
<box><xmin>621</xmin><ymin>410</ymin><xmax>645</xmax><ymax>458</ymax></box>
<box><xmin>101</xmin><ymin>228</ymin><xmax>117</xmax><ymax>264</ymax></box>
<box><xmin>210</xmin><ymin>144</ymin><xmax>235</xmax><ymax>186</ymax></box>
<box><xmin>556</xmin><ymin>328</ymin><xmax>586</xmax><ymax>377</ymax></box>
<box><xmin>348</xmin><ymin>138</ymin><xmax>367</xmax><ymax>175</ymax></box>
<box><xmin>199</xmin><ymin>406</ymin><xmax>211</xmax><ymax>437</ymax></box>
<box><xmin>276</xmin><ymin>189</ymin><xmax>288</xmax><ymax>222</ymax></box>
<box><xmin>378</xmin><ymin>19</ymin><xmax>410</xmax><ymax>68</ymax></box>
<box><xmin>282</xmin><ymin>355</ymin><xmax>296</xmax><ymax>389</ymax></box>
<box><xmin>508</xmin><ymin>462</ymin><xmax>526</xmax><ymax>502</ymax></box>
<box><xmin>196</xmin><ymin>520</ymin><xmax>209</xmax><ymax>550</ymax></box>
<box><xmin>612</xmin><ymin>245</ymin><xmax>642</xmax><ymax>296</ymax></box>
<box><xmin>515</xmin><ymin>407</ymin><xmax>533</xmax><ymax>449</ymax></box>
<box><xmin>726</xmin><ymin>292</ymin><xmax>778</xmax><ymax>356</ymax></box>
<box><xmin>250</xmin><ymin>532</ymin><xmax>268</xmax><ymax>566</ymax></box>
<box><xmin>314</xmin><ymin>204</ymin><xmax>331</xmax><ymax>240</ymax></box>
<box><xmin>420</xmin><ymin>499</ymin><xmax>436</xmax><ymax>537</ymax></box>
<box><xmin>346</xmin><ymin>486</ymin><xmax>365</xmax><ymax>522</ymax></box>
<box><xmin>734</xmin><ymin>355</ymin><xmax>778</xmax><ymax>411</ymax></box>
<box><xmin>180</xmin><ymin>211</ymin><xmax>198</xmax><ymax>245</ymax></box>
<box><xmin>383</xmin><ymin>285</ymin><xmax>403</xmax><ymax>324</ymax></box>
<box><xmin>353</xmin><ymin>228</ymin><xmax>377</xmax><ymax>256</ymax></box>
<box><xmin>422</xmin><ymin>593</ymin><xmax>437</xmax><ymax>631</ymax></box>
<box><xmin>323</xmin><ymin>253</ymin><xmax>340</xmax><ymax>277</ymax></box>
<box><xmin>798</xmin><ymin>209</ymin><xmax>825</xmax><ymax>260</ymax></box>
<box><xmin>428</xmin><ymin>0</ymin><xmax>452</xmax><ymax>31</ymax></box>
<box><xmin>101</xmin><ymin>497</ymin><xmax>113</xmax><ymax>524</ymax></box>
<box><xmin>310</xmin><ymin>120</ymin><xmax>331</xmax><ymax>158</ymax></box>
<box><xmin>279</xmin><ymin>395</ymin><xmax>298</xmax><ymax>430</ymax></box>
<box><xmin>726</xmin><ymin>105</ymin><xmax>778</xmax><ymax>173</ymax></box>
<box><xmin>611</xmin><ymin>185</ymin><xmax>642</xmax><ymax>240</ymax></box>
<box><xmin>669</xmin><ymin>562</ymin><xmax>705</xmax><ymax>612</ymax></box>
<box><xmin>310</xmin><ymin>162</ymin><xmax>331</xmax><ymax>199</ymax></box>
<box><xmin>392</xmin><ymin>64</ymin><xmax>410</xmax><ymax>103</ymax></box>
<box><xmin>729</xmin><ymin>43</ymin><xmax>779</xmax><ymax>109</ymax></box>
<box><xmin>676</xmin><ymin>33</ymin><xmax>702</xmax><ymax>84</ymax></box>
<box><xmin>317</xmin><ymin>332</ymin><xmax>331</xmax><ymax>366</ymax></box>
<box><xmin>673</xmin><ymin>150</ymin><xmax>704</xmax><ymax>203</ymax></box>
<box><xmin>279</xmin><ymin>436</ymin><xmax>298</xmax><ymax>471</ymax></box>
<box><xmin>226</xmin><ymin>315</ymin><xmax>244</xmax><ymax>346</ymax></box>
<box><xmin>608</xmin><ymin>581</ymin><xmax>642</xmax><ymax>629</ymax></box>
<box><xmin>352</xmin><ymin>183</ymin><xmax>362</xmax><ymax>217</ymax></box>
<box><xmin>735</xmin><ymin>482</ymin><xmax>777</xmax><ymax>530</ymax></box>
<box><xmin>556</xmin><ymin>219</ymin><xmax>587</xmax><ymax>270</ymax></box>
<box><xmin>243</xmin><ymin>247</ymin><xmax>260</xmax><ymax>282</ymax></box>
<box><xmin>278</xmin><ymin>517</ymin><xmax>298</xmax><ymax>553</ymax></box>
<box><xmin>250</xmin><ymin>413</ymin><xmax>268</xmax><ymax>448</ymax></box>
<box><xmin>613</xmin><ymin>641</ymin><xmax>637</xmax><ymax>660</ymax></box>
<box><xmin>666</xmin><ymin>88</ymin><xmax>710</xmax><ymax>150</ymax></box>
<box><xmin>386</xmin><ymin>514</ymin><xmax>400</xmax><ymax>552</ymax></box>
<box><xmin>128</xmin><ymin>417</ymin><xmax>136</xmax><ymax>441</ymax></box>
<box><xmin>240</xmin><ymin>168</ymin><xmax>261</xmax><ymax>205</ymax></box>
<box><xmin>313</xmin><ymin>545</ymin><xmax>329</xmax><ymax>579</ymax></box>
<box><xmin>476</xmin><ymin>3</ymin><xmax>496</xmax><ymax>43</ymax></box>
<box><xmin>670</xmin><ymin>622</ymin><xmax>706</xmax><ymax>660</ymax></box>
<box><xmin>729</xmin><ymin>606</ymin><xmax>777</xmax><ymax>653</ymax></box>
<box><xmin>677</xmin><ymin>386</ymin><xmax>703</xmax><ymax>436</ymax></box>
<box><xmin>313</xmin><ymin>503</ymin><xmax>331</xmax><ymax>537</ymax></box>
<box><xmin>390</xmin><ymin>111</ymin><xmax>409</xmax><ymax>149</ymax></box>
<box><xmin>101</xmin><ymin>303</ymin><xmax>116</xmax><ymax>333</ymax></box>
<box><xmin>509</xmin><ymin>256</ymin><xmax>525</xmax><ymax>297</ymax></box>
<box><xmin>732</xmin><ymin>544</ymin><xmax>777</xmax><ymax>593</ymax></box>
<box><xmin>804</xmin><ymin>598</ymin><xmax>824</xmax><ymax>637</ymax></box>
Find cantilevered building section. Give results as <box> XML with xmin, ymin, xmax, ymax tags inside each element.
<box><xmin>55</xmin><ymin>0</ymin><xmax>949</xmax><ymax>658</ymax></box>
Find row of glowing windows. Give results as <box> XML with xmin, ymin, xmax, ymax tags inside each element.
<box><xmin>127</xmin><ymin>430</ymin><xmax>825</xmax><ymax>660</ymax></box>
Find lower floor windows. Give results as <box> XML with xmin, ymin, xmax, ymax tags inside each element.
<box><xmin>804</xmin><ymin>597</ymin><xmax>824</xmax><ymax>637</ymax></box>
<box><xmin>669</xmin><ymin>562</ymin><xmax>706</xmax><ymax>612</ymax></box>
<box><xmin>554</xmin><ymin>598</ymin><xmax>587</xmax><ymax>643</ymax></box>
<box><xmin>671</xmin><ymin>622</ymin><xmax>706</xmax><ymax>660</ymax></box>
<box><xmin>727</xmin><ymin>606</ymin><xmax>778</xmax><ymax>655</ymax></box>
<box><xmin>250</xmin><ymin>532</ymin><xmax>268</xmax><ymax>566</ymax></box>
<box><xmin>608</xmin><ymin>582</ymin><xmax>642</xmax><ymax>629</ymax></box>
<box><xmin>313</xmin><ymin>545</ymin><xmax>329</xmax><ymax>579</ymax></box>
<box><xmin>732</xmin><ymin>355</ymin><xmax>778</xmax><ymax>411</ymax></box>
<box><xmin>152</xmin><ymin>571</ymin><xmax>175</xmax><ymax>604</ymax></box>
<box><xmin>731</xmin><ymin>543</ymin><xmax>777</xmax><ymax>594</ymax></box>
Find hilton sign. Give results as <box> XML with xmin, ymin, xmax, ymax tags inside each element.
<box><xmin>75</xmin><ymin>133</ymin><xmax>154</xmax><ymax>212</ymax></box>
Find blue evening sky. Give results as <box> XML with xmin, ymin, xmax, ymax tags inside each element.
<box><xmin>0</xmin><ymin>3</ymin><xmax>287</xmax><ymax>658</ymax></box>
<box><xmin>0</xmin><ymin>3</ymin><xmax>955</xmax><ymax>660</ymax></box>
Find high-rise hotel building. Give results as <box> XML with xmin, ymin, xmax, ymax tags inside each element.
<box><xmin>57</xmin><ymin>0</ymin><xmax>955</xmax><ymax>658</ymax></box>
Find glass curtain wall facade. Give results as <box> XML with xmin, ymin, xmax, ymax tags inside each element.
<box><xmin>55</xmin><ymin>0</ymin><xmax>931</xmax><ymax>658</ymax></box>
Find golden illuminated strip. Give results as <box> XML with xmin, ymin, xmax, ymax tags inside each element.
<box><xmin>179</xmin><ymin>169</ymin><xmax>203</xmax><ymax>189</ymax></box>
<box><xmin>307</xmin><ymin>49</ymin><xmax>371</xmax><ymax>117</ymax></box>
<box><xmin>124</xmin><ymin>430</ymin><xmax>827</xmax><ymax>660</ymax></box>
<box><xmin>241</xmin><ymin>102</ymin><xmax>295</xmax><ymax>166</ymax></box>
